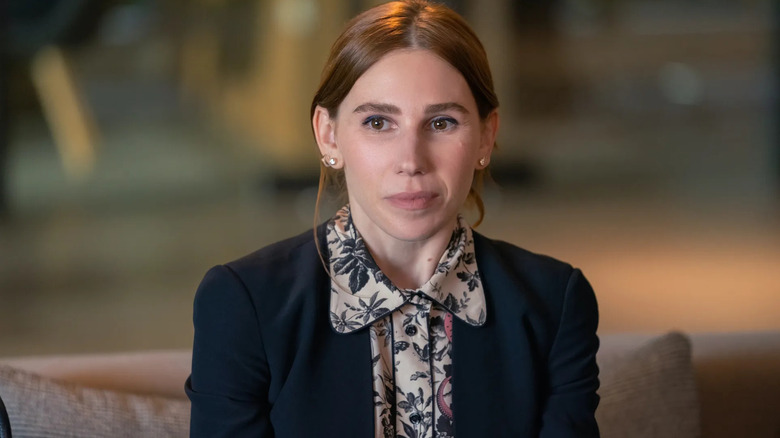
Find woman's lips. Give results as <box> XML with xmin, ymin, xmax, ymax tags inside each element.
<box><xmin>385</xmin><ymin>191</ymin><xmax>439</xmax><ymax>210</ymax></box>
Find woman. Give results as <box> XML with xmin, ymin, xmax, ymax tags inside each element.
<box><xmin>186</xmin><ymin>1</ymin><xmax>600</xmax><ymax>437</ymax></box>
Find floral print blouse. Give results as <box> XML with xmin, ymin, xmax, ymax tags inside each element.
<box><xmin>326</xmin><ymin>206</ymin><xmax>486</xmax><ymax>438</ymax></box>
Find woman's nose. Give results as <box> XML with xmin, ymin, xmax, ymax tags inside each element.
<box><xmin>395</xmin><ymin>130</ymin><xmax>428</xmax><ymax>176</ymax></box>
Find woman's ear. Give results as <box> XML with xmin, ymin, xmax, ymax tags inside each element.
<box><xmin>312</xmin><ymin>106</ymin><xmax>343</xmax><ymax>169</ymax></box>
<box><xmin>477</xmin><ymin>110</ymin><xmax>499</xmax><ymax>168</ymax></box>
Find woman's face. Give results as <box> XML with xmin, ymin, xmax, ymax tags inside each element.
<box><xmin>314</xmin><ymin>49</ymin><xmax>497</xmax><ymax>244</ymax></box>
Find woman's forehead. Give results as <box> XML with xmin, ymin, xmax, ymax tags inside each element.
<box><xmin>339</xmin><ymin>49</ymin><xmax>477</xmax><ymax>114</ymax></box>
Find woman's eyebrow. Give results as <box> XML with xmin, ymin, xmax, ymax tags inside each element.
<box><xmin>352</xmin><ymin>102</ymin><xmax>470</xmax><ymax>115</ymax></box>
<box><xmin>353</xmin><ymin>102</ymin><xmax>400</xmax><ymax>114</ymax></box>
<box><xmin>426</xmin><ymin>102</ymin><xmax>469</xmax><ymax>115</ymax></box>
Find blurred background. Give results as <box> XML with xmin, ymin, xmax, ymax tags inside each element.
<box><xmin>0</xmin><ymin>0</ymin><xmax>777</xmax><ymax>356</ymax></box>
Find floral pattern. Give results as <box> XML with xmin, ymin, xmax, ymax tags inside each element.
<box><xmin>326</xmin><ymin>205</ymin><xmax>486</xmax><ymax>438</ymax></box>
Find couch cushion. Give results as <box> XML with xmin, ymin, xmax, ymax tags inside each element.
<box><xmin>0</xmin><ymin>364</ymin><xmax>188</xmax><ymax>437</ymax></box>
<box><xmin>596</xmin><ymin>331</ymin><xmax>699</xmax><ymax>438</ymax></box>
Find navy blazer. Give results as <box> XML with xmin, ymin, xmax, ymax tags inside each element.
<box><xmin>186</xmin><ymin>226</ymin><xmax>600</xmax><ymax>437</ymax></box>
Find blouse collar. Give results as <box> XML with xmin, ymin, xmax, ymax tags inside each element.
<box><xmin>326</xmin><ymin>205</ymin><xmax>486</xmax><ymax>334</ymax></box>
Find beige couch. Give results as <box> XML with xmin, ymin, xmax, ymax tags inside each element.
<box><xmin>1</xmin><ymin>331</ymin><xmax>778</xmax><ymax>437</ymax></box>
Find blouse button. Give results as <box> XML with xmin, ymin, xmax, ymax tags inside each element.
<box><xmin>409</xmin><ymin>413</ymin><xmax>422</xmax><ymax>424</ymax></box>
<box><xmin>405</xmin><ymin>325</ymin><xmax>417</xmax><ymax>336</ymax></box>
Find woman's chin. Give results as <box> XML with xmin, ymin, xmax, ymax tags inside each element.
<box><xmin>350</xmin><ymin>200</ymin><xmax>458</xmax><ymax>244</ymax></box>
<box><xmin>380</xmin><ymin>212</ymin><xmax>456</xmax><ymax>243</ymax></box>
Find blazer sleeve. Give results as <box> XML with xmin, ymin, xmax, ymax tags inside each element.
<box><xmin>185</xmin><ymin>265</ymin><xmax>274</xmax><ymax>438</ymax></box>
<box><xmin>539</xmin><ymin>268</ymin><xmax>600</xmax><ymax>437</ymax></box>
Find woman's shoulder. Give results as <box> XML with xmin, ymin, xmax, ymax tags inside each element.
<box><xmin>472</xmin><ymin>230</ymin><xmax>597</xmax><ymax>336</ymax></box>
<box><xmin>472</xmin><ymin>230</ymin><xmax>576</xmax><ymax>281</ymax></box>
<box><xmin>225</xmin><ymin>226</ymin><xmax>322</xmax><ymax>274</ymax></box>
<box><xmin>241</xmin><ymin>224</ymin><xmax>327</xmax><ymax>279</ymax></box>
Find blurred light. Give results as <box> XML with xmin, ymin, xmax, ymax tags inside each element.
<box><xmin>30</xmin><ymin>46</ymin><xmax>98</xmax><ymax>181</ymax></box>
<box><xmin>275</xmin><ymin>0</ymin><xmax>318</xmax><ymax>38</ymax></box>
<box><xmin>658</xmin><ymin>62</ymin><xmax>704</xmax><ymax>106</ymax></box>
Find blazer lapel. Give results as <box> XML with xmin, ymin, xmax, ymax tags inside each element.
<box><xmin>271</xmin><ymin>237</ymin><xmax>376</xmax><ymax>437</ymax></box>
<box><xmin>452</xmin><ymin>233</ymin><xmax>542</xmax><ymax>437</ymax></box>
<box><xmin>317</xmin><ymin>327</ymin><xmax>375</xmax><ymax>435</ymax></box>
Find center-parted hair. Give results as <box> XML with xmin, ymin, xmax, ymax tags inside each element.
<box><xmin>312</xmin><ymin>0</ymin><xmax>499</xmax><ymax>227</ymax></box>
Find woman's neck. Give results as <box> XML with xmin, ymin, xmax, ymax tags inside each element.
<box><xmin>352</xmin><ymin>213</ymin><xmax>457</xmax><ymax>290</ymax></box>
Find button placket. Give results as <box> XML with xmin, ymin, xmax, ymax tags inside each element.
<box><xmin>393</xmin><ymin>295</ymin><xmax>434</xmax><ymax>438</ymax></box>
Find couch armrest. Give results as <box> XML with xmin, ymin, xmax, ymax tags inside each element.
<box><xmin>0</xmin><ymin>350</ymin><xmax>191</xmax><ymax>400</ymax></box>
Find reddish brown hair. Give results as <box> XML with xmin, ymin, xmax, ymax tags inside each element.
<box><xmin>312</xmin><ymin>0</ymin><xmax>499</xmax><ymax>227</ymax></box>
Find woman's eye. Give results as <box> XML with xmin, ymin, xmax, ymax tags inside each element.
<box><xmin>363</xmin><ymin>116</ymin><xmax>388</xmax><ymax>131</ymax></box>
<box><xmin>431</xmin><ymin>117</ymin><xmax>457</xmax><ymax>131</ymax></box>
